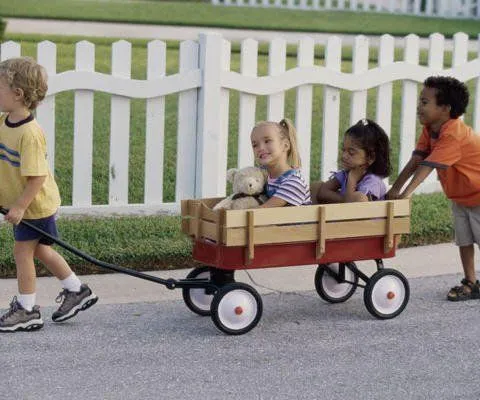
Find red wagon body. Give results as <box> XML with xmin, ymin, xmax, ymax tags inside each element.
<box><xmin>180</xmin><ymin>198</ymin><xmax>411</xmax><ymax>335</ymax></box>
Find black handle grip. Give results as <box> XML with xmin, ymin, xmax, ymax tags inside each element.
<box><xmin>0</xmin><ymin>206</ymin><xmax>174</xmax><ymax>286</ymax></box>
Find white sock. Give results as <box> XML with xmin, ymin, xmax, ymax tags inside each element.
<box><xmin>17</xmin><ymin>293</ymin><xmax>36</xmax><ymax>312</ymax></box>
<box><xmin>60</xmin><ymin>273</ymin><xmax>82</xmax><ymax>293</ymax></box>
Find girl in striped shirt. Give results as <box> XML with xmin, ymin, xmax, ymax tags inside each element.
<box><xmin>250</xmin><ymin>118</ymin><xmax>311</xmax><ymax>207</ymax></box>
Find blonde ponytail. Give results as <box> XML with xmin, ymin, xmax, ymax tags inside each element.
<box><xmin>279</xmin><ymin>118</ymin><xmax>301</xmax><ymax>168</ymax></box>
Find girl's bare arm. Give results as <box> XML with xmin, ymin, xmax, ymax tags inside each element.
<box><xmin>315</xmin><ymin>178</ymin><xmax>344</xmax><ymax>203</ymax></box>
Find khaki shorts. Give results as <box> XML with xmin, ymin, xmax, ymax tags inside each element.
<box><xmin>451</xmin><ymin>201</ymin><xmax>480</xmax><ymax>246</ymax></box>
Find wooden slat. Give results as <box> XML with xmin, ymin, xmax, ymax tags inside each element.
<box><xmin>224</xmin><ymin>199</ymin><xmax>410</xmax><ymax>228</ymax></box>
<box><xmin>384</xmin><ymin>201</ymin><xmax>395</xmax><ymax>253</ymax></box>
<box><xmin>199</xmin><ymin>197</ymin><xmax>225</xmax><ymax>208</ymax></box>
<box><xmin>180</xmin><ymin>200</ymin><xmax>190</xmax><ymax>234</ymax></box>
<box><xmin>180</xmin><ymin>200</ymin><xmax>190</xmax><ymax>216</ymax></box>
<box><xmin>216</xmin><ymin>209</ymin><xmax>225</xmax><ymax>246</ymax></box>
<box><xmin>246</xmin><ymin>211</ymin><xmax>255</xmax><ymax>263</ymax></box>
<box><xmin>316</xmin><ymin>206</ymin><xmax>326</xmax><ymax>259</ymax></box>
<box><xmin>201</xmin><ymin>202</ymin><xmax>219</xmax><ymax>223</ymax></box>
<box><xmin>194</xmin><ymin>202</ymin><xmax>202</xmax><ymax>239</ymax></box>
<box><xmin>224</xmin><ymin>217</ymin><xmax>410</xmax><ymax>246</ymax></box>
<box><xmin>200</xmin><ymin>220</ymin><xmax>218</xmax><ymax>241</ymax></box>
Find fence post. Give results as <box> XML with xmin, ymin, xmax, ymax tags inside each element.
<box><xmin>296</xmin><ymin>36</ymin><xmax>314</xmax><ymax>181</ymax></box>
<box><xmin>321</xmin><ymin>36</ymin><xmax>342</xmax><ymax>182</ymax></box>
<box><xmin>37</xmin><ymin>41</ymin><xmax>57</xmax><ymax>174</ymax></box>
<box><xmin>422</xmin><ymin>33</ymin><xmax>445</xmax><ymax>190</ymax></box>
<box><xmin>71</xmin><ymin>41</ymin><xmax>95</xmax><ymax>207</ymax></box>
<box><xmin>350</xmin><ymin>35</ymin><xmax>369</xmax><ymax>125</ymax></box>
<box><xmin>109</xmin><ymin>40</ymin><xmax>132</xmax><ymax>205</ymax></box>
<box><xmin>376</xmin><ymin>34</ymin><xmax>394</xmax><ymax>138</ymax></box>
<box><xmin>399</xmin><ymin>34</ymin><xmax>419</xmax><ymax>172</ymax></box>
<box><xmin>238</xmin><ymin>39</ymin><xmax>258</xmax><ymax>168</ymax></box>
<box><xmin>267</xmin><ymin>38</ymin><xmax>286</xmax><ymax>121</ymax></box>
<box><xmin>144</xmin><ymin>40</ymin><xmax>166</xmax><ymax>205</ymax></box>
<box><xmin>475</xmin><ymin>34</ymin><xmax>480</xmax><ymax>132</ymax></box>
<box><xmin>196</xmin><ymin>33</ymin><xmax>229</xmax><ymax>198</ymax></box>
<box><xmin>176</xmin><ymin>40</ymin><xmax>199</xmax><ymax>201</ymax></box>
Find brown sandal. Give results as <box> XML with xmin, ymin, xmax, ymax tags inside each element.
<box><xmin>447</xmin><ymin>278</ymin><xmax>480</xmax><ymax>301</ymax></box>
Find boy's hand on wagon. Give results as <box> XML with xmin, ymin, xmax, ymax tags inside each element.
<box><xmin>5</xmin><ymin>206</ymin><xmax>26</xmax><ymax>225</ymax></box>
<box><xmin>386</xmin><ymin>188</ymin><xmax>400</xmax><ymax>199</ymax></box>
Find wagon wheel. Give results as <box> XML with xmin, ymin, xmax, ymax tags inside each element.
<box><xmin>182</xmin><ymin>267</ymin><xmax>214</xmax><ymax>316</ymax></box>
<box><xmin>211</xmin><ymin>283</ymin><xmax>263</xmax><ymax>335</ymax></box>
<box><xmin>363</xmin><ymin>269</ymin><xmax>410</xmax><ymax>319</ymax></box>
<box><xmin>315</xmin><ymin>263</ymin><xmax>359</xmax><ymax>303</ymax></box>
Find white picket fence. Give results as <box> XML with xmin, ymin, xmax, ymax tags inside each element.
<box><xmin>1</xmin><ymin>32</ymin><xmax>480</xmax><ymax>216</ymax></box>
<box><xmin>212</xmin><ymin>0</ymin><xmax>480</xmax><ymax>19</ymax></box>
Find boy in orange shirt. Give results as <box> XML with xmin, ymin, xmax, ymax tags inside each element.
<box><xmin>387</xmin><ymin>76</ymin><xmax>480</xmax><ymax>301</ymax></box>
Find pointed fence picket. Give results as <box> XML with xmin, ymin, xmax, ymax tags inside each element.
<box><xmin>1</xmin><ymin>31</ymin><xmax>480</xmax><ymax>215</ymax></box>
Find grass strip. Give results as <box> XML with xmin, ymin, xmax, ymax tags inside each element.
<box><xmin>0</xmin><ymin>192</ymin><xmax>453</xmax><ymax>278</ymax></box>
<box><xmin>2</xmin><ymin>0</ymin><xmax>480</xmax><ymax>38</ymax></box>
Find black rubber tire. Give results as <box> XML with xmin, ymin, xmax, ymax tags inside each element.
<box><xmin>182</xmin><ymin>267</ymin><xmax>214</xmax><ymax>316</ymax></box>
<box><xmin>211</xmin><ymin>283</ymin><xmax>263</xmax><ymax>335</ymax></box>
<box><xmin>315</xmin><ymin>263</ymin><xmax>359</xmax><ymax>303</ymax></box>
<box><xmin>363</xmin><ymin>269</ymin><xmax>410</xmax><ymax>319</ymax></box>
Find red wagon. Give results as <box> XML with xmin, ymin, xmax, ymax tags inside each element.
<box><xmin>181</xmin><ymin>198</ymin><xmax>411</xmax><ymax>335</ymax></box>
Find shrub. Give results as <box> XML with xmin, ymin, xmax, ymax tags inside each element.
<box><xmin>0</xmin><ymin>18</ymin><xmax>5</xmax><ymax>41</ymax></box>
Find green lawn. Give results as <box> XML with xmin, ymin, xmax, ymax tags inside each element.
<box><xmin>0</xmin><ymin>32</ymin><xmax>462</xmax><ymax>276</ymax></box>
<box><xmin>2</xmin><ymin>0</ymin><xmax>480</xmax><ymax>37</ymax></box>
<box><xmin>0</xmin><ymin>5</ymin><xmax>469</xmax><ymax>276</ymax></box>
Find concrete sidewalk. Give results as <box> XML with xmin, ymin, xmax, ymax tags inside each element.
<box><xmin>0</xmin><ymin>241</ymin><xmax>471</xmax><ymax>307</ymax></box>
<box><xmin>5</xmin><ymin>18</ymin><xmax>477</xmax><ymax>50</ymax></box>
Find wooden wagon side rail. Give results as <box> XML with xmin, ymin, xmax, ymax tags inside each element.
<box><xmin>181</xmin><ymin>198</ymin><xmax>411</xmax><ymax>262</ymax></box>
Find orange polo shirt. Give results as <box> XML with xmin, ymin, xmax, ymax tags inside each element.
<box><xmin>414</xmin><ymin>118</ymin><xmax>480</xmax><ymax>207</ymax></box>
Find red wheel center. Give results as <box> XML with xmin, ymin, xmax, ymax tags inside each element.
<box><xmin>387</xmin><ymin>291</ymin><xmax>395</xmax><ymax>300</ymax></box>
<box><xmin>234</xmin><ymin>306</ymin><xmax>243</xmax><ymax>315</ymax></box>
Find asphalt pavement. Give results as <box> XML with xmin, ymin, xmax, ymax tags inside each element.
<box><xmin>2</xmin><ymin>273</ymin><xmax>480</xmax><ymax>400</ymax></box>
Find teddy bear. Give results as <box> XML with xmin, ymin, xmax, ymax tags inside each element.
<box><xmin>213</xmin><ymin>166</ymin><xmax>268</xmax><ymax>210</ymax></box>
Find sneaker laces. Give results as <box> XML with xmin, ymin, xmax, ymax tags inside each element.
<box><xmin>55</xmin><ymin>289</ymin><xmax>70</xmax><ymax>304</ymax></box>
<box><xmin>0</xmin><ymin>297</ymin><xmax>22</xmax><ymax>322</ymax></box>
<box><xmin>55</xmin><ymin>289</ymin><xmax>76</xmax><ymax>312</ymax></box>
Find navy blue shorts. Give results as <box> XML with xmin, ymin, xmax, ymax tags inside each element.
<box><xmin>13</xmin><ymin>214</ymin><xmax>58</xmax><ymax>246</ymax></box>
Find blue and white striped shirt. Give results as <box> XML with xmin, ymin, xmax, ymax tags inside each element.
<box><xmin>266</xmin><ymin>169</ymin><xmax>311</xmax><ymax>206</ymax></box>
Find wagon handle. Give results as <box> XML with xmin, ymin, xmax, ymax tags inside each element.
<box><xmin>0</xmin><ymin>206</ymin><xmax>205</xmax><ymax>290</ymax></box>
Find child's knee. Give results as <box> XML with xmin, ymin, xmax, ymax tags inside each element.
<box><xmin>13</xmin><ymin>240</ymin><xmax>37</xmax><ymax>259</ymax></box>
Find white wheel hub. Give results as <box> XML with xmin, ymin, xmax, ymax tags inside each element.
<box><xmin>322</xmin><ymin>264</ymin><xmax>355</xmax><ymax>298</ymax></box>
<box><xmin>371</xmin><ymin>275</ymin><xmax>406</xmax><ymax>314</ymax></box>
<box><xmin>189</xmin><ymin>271</ymin><xmax>213</xmax><ymax>311</ymax></box>
<box><xmin>217</xmin><ymin>289</ymin><xmax>258</xmax><ymax>330</ymax></box>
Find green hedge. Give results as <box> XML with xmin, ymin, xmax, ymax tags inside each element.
<box><xmin>0</xmin><ymin>192</ymin><xmax>454</xmax><ymax>278</ymax></box>
<box><xmin>0</xmin><ymin>18</ymin><xmax>5</xmax><ymax>41</ymax></box>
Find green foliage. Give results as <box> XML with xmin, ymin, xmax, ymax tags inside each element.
<box><xmin>0</xmin><ymin>18</ymin><xmax>5</xmax><ymax>41</ymax></box>
<box><xmin>0</xmin><ymin>215</ymin><xmax>193</xmax><ymax>278</ymax></box>
<box><xmin>0</xmin><ymin>192</ymin><xmax>455</xmax><ymax>278</ymax></box>
<box><xmin>401</xmin><ymin>193</ymin><xmax>454</xmax><ymax>247</ymax></box>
